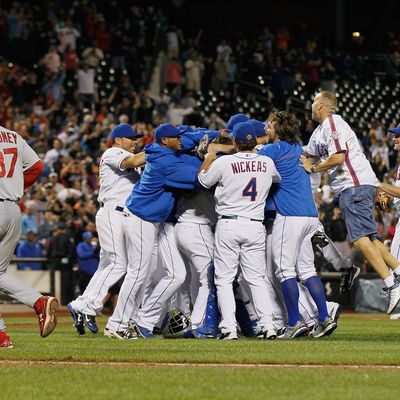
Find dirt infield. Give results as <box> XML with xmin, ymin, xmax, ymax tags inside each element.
<box><xmin>1</xmin><ymin>360</ymin><xmax>400</xmax><ymax>369</ymax></box>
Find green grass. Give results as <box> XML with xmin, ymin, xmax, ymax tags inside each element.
<box><xmin>1</xmin><ymin>315</ymin><xmax>400</xmax><ymax>399</ymax></box>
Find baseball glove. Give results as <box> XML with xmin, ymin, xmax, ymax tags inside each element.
<box><xmin>375</xmin><ymin>189</ymin><xmax>393</xmax><ymax>212</ymax></box>
<box><xmin>195</xmin><ymin>134</ymin><xmax>210</xmax><ymax>160</ymax></box>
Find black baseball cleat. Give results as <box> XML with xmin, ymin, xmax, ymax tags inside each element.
<box><xmin>339</xmin><ymin>265</ymin><xmax>361</xmax><ymax>294</ymax></box>
<box><xmin>311</xmin><ymin>231</ymin><xmax>329</xmax><ymax>248</ymax></box>
<box><xmin>82</xmin><ymin>312</ymin><xmax>98</xmax><ymax>334</ymax></box>
<box><xmin>67</xmin><ymin>303</ymin><xmax>85</xmax><ymax>335</ymax></box>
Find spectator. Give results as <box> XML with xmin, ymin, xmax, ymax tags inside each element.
<box><xmin>16</xmin><ymin>230</ymin><xmax>43</xmax><ymax>270</ymax></box>
<box><xmin>21</xmin><ymin>206</ymin><xmax>38</xmax><ymax>235</ymax></box>
<box><xmin>77</xmin><ymin>63</ymin><xmax>96</xmax><ymax>109</ymax></box>
<box><xmin>44</xmin><ymin>138</ymin><xmax>68</xmax><ymax>169</ymax></box>
<box><xmin>42</xmin><ymin>45</ymin><xmax>61</xmax><ymax>74</ymax></box>
<box><xmin>81</xmin><ymin>41</ymin><xmax>104</xmax><ymax>69</ymax></box>
<box><xmin>37</xmin><ymin>210</ymin><xmax>57</xmax><ymax>241</ymax></box>
<box><xmin>185</xmin><ymin>53</ymin><xmax>204</xmax><ymax>92</ymax></box>
<box><xmin>47</xmin><ymin>222</ymin><xmax>76</xmax><ymax>305</ymax></box>
<box><xmin>76</xmin><ymin>231</ymin><xmax>100</xmax><ymax>294</ymax></box>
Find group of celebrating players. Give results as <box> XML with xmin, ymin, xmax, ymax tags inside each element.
<box><xmin>2</xmin><ymin>90</ymin><xmax>400</xmax><ymax>347</ymax></box>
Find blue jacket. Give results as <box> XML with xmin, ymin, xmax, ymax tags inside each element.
<box><xmin>16</xmin><ymin>240</ymin><xmax>43</xmax><ymax>270</ymax></box>
<box><xmin>258</xmin><ymin>141</ymin><xmax>318</xmax><ymax>217</ymax></box>
<box><xmin>76</xmin><ymin>241</ymin><xmax>99</xmax><ymax>276</ymax></box>
<box><xmin>126</xmin><ymin>143</ymin><xmax>199</xmax><ymax>222</ymax></box>
<box><xmin>180</xmin><ymin>130</ymin><xmax>221</xmax><ymax>151</ymax></box>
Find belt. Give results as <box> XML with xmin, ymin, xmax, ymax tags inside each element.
<box><xmin>220</xmin><ymin>215</ymin><xmax>262</xmax><ymax>222</ymax></box>
<box><xmin>99</xmin><ymin>202</ymin><xmax>124</xmax><ymax>212</ymax></box>
<box><xmin>0</xmin><ymin>198</ymin><xmax>19</xmax><ymax>205</ymax></box>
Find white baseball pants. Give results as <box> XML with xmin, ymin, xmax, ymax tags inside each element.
<box><xmin>137</xmin><ymin>222</ymin><xmax>187</xmax><ymax>331</ymax></box>
<box><xmin>272</xmin><ymin>214</ymin><xmax>319</xmax><ymax>282</ymax></box>
<box><xmin>71</xmin><ymin>208</ymin><xmax>130</xmax><ymax>315</ymax></box>
<box><xmin>106</xmin><ymin>212</ymin><xmax>158</xmax><ymax>332</ymax></box>
<box><xmin>0</xmin><ymin>202</ymin><xmax>40</xmax><ymax>307</ymax></box>
<box><xmin>214</xmin><ymin>218</ymin><xmax>273</xmax><ymax>334</ymax></box>
<box><xmin>175</xmin><ymin>222</ymin><xmax>214</xmax><ymax>328</ymax></box>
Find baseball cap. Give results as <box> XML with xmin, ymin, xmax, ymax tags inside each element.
<box><xmin>249</xmin><ymin>119</ymin><xmax>267</xmax><ymax>137</ymax></box>
<box><xmin>154</xmin><ymin>123</ymin><xmax>182</xmax><ymax>142</ymax></box>
<box><xmin>226</xmin><ymin>113</ymin><xmax>250</xmax><ymax>131</ymax></box>
<box><xmin>388</xmin><ymin>123</ymin><xmax>400</xmax><ymax>135</ymax></box>
<box><xmin>110</xmin><ymin>123</ymin><xmax>142</xmax><ymax>142</ymax></box>
<box><xmin>82</xmin><ymin>231</ymin><xmax>93</xmax><ymax>240</ymax></box>
<box><xmin>230</xmin><ymin>121</ymin><xmax>256</xmax><ymax>142</ymax></box>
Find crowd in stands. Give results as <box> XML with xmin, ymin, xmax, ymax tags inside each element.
<box><xmin>1</xmin><ymin>1</ymin><xmax>399</xmax><ymax>302</ymax></box>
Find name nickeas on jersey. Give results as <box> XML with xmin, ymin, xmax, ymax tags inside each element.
<box><xmin>231</xmin><ymin>160</ymin><xmax>268</xmax><ymax>174</ymax></box>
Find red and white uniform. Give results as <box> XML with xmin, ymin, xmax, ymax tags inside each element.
<box><xmin>0</xmin><ymin>127</ymin><xmax>43</xmax><ymax>332</ymax></box>
<box><xmin>306</xmin><ymin>114</ymin><xmax>379</xmax><ymax>195</ymax></box>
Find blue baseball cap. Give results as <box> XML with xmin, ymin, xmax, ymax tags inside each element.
<box><xmin>249</xmin><ymin>119</ymin><xmax>267</xmax><ymax>137</ymax></box>
<box><xmin>82</xmin><ymin>231</ymin><xmax>93</xmax><ymax>240</ymax></box>
<box><xmin>388</xmin><ymin>123</ymin><xmax>400</xmax><ymax>135</ymax></box>
<box><xmin>154</xmin><ymin>123</ymin><xmax>182</xmax><ymax>142</ymax></box>
<box><xmin>226</xmin><ymin>113</ymin><xmax>250</xmax><ymax>130</ymax></box>
<box><xmin>230</xmin><ymin>121</ymin><xmax>256</xmax><ymax>142</ymax></box>
<box><xmin>110</xmin><ymin>124</ymin><xmax>142</xmax><ymax>142</ymax></box>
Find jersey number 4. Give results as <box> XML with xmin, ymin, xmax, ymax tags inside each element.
<box><xmin>0</xmin><ymin>148</ymin><xmax>18</xmax><ymax>178</ymax></box>
<box><xmin>242</xmin><ymin>177</ymin><xmax>257</xmax><ymax>201</ymax></box>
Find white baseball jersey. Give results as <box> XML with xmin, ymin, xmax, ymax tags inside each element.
<box><xmin>306</xmin><ymin>114</ymin><xmax>379</xmax><ymax>196</ymax></box>
<box><xmin>198</xmin><ymin>153</ymin><xmax>280</xmax><ymax>220</ymax></box>
<box><xmin>175</xmin><ymin>190</ymin><xmax>217</xmax><ymax>225</ymax></box>
<box><xmin>98</xmin><ymin>147</ymin><xmax>140</xmax><ymax>207</ymax></box>
<box><xmin>0</xmin><ymin>127</ymin><xmax>39</xmax><ymax>200</ymax></box>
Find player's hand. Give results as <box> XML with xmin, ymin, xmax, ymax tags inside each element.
<box><xmin>299</xmin><ymin>155</ymin><xmax>312</xmax><ymax>173</ymax></box>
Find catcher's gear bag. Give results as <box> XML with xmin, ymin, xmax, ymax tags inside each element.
<box><xmin>162</xmin><ymin>308</ymin><xmax>192</xmax><ymax>339</ymax></box>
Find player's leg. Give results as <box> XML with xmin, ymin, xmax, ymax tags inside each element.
<box><xmin>136</xmin><ymin>223</ymin><xmax>186</xmax><ymax>336</ymax></box>
<box><xmin>105</xmin><ymin>213</ymin><xmax>157</xmax><ymax>338</ymax></box>
<box><xmin>175</xmin><ymin>222</ymin><xmax>214</xmax><ymax>330</ymax></box>
<box><xmin>264</xmin><ymin>221</ymin><xmax>287</xmax><ymax>332</ymax></box>
<box><xmin>390</xmin><ymin>219</ymin><xmax>400</xmax><ymax>262</ymax></box>
<box><xmin>272</xmin><ymin>214</ymin><xmax>307</xmax><ymax>338</ymax></box>
<box><xmin>0</xmin><ymin>316</ymin><xmax>12</xmax><ymax>348</ymax></box>
<box><xmin>0</xmin><ymin>204</ymin><xmax>57</xmax><ymax>338</ymax></box>
<box><xmin>315</xmin><ymin>221</ymin><xmax>360</xmax><ymax>293</ymax></box>
<box><xmin>339</xmin><ymin>186</ymin><xmax>400</xmax><ymax>312</ymax></box>
<box><xmin>214</xmin><ymin>219</ymin><xmax>240</xmax><ymax>339</ymax></box>
<box><xmin>239</xmin><ymin>221</ymin><xmax>277</xmax><ymax>339</ymax></box>
<box><xmin>297</xmin><ymin>217</ymin><xmax>336</xmax><ymax>338</ymax></box>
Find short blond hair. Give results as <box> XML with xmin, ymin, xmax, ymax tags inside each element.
<box><xmin>319</xmin><ymin>91</ymin><xmax>337</xmax><ymax>112</ymax></box>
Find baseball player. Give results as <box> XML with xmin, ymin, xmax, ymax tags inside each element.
<box><xmin>174</xmin><ymin>168</ymin><xmax>218</xmax><ymax>337</ymax></box>
<box><xmin>105</xmin><ymin>123</ymin><xmax>211</xmax><ymax>338</ymax></box>
<box><xmin>0</xmin><ymin>125</ymin><xmax>58</xmax><ymax>348</ymax></box>
<box><xmin>300</xmin><ymin>91</ymin><xmax>400</xmax><ymax>314</ymax></box>
<box><xmin>378</xmin><ymin>123</ymin><xmax>400</xmax><ymax>265</ymax></box>
<box><xmin>67</xmin><ymin>124</ymin><xmax>145</xmax><ymax>337</ymax></box>
<box><xmin>198</xmin><ymin>121</ymin><xmax>281</xmax><ymax>340</ymax></box>
<box><xmin>259</xmin><ymin>111</ymin><xmax>336</xmax><ymax>339</ymax></box>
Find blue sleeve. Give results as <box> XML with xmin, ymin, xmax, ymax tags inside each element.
<box><xmin>180</xmin><ymin>132</ymin><xmax>205</xmax><ymax>151</ymax></box>
<box><xmin>164</xmin><ymin>157</ymin><xmax>198</xmax><ymax>189</ymax></box>
<box><xmin>76</xmin><ymin>243</ymin><xmax>94</xmax><ymax>259</ymax></box>
<box><xmin>257</xmin><ymin>143</ymin><xmax>276</xmax><ymax>160</ymax></box>
<box><xmin>205</xmin><ymin>130</ymin><xmax>221</xmax><ymax>141</ymax></box>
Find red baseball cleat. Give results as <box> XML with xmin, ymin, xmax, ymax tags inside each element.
<box><xmin>34</xmin><ymin>296</ymin><xmax>59</xmax><ymax>338</ymax></box>
<box><xmin>0</xmin><ymin>332</ymin><xmax>13</xmax><ymax>349</ymax></box>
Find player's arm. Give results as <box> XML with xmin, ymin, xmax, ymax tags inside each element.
<box><xmin>378</xmin><ymin>183</ymin><xmax>400</xmax><ymax>198</ymax></box>
<box><xmin>300</xmin><ymin>152</ymin><xmax>345</xmax><ymax>174</ymax></box>
<box><xmin>120</xmin><ymin>152</ymin><xmax>145</xmax><ymax>168</ymax></box>
<box><xmin>21</xmin><ymin>139</ymin><xmax>43</xmax><ymax>189</ymax></box>
<box><xmin>197</xmin><ymin>154</ymin><xmax>221</xmax><ymax>188</ymax></box>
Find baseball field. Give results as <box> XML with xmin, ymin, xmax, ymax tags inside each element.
<box><xmin>1</xmin><ymin>311</ymin><xmax>399</xmax><ymax>400</ymax></box>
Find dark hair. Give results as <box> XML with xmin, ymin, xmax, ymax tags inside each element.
<box><xmin>234</xmin><ymin>138</ymin><xmax>257</xmax><ymax>151</ymax></box>
<box><xmin>268</xmin><ymin>111</ymin><xmax>300</xmax><ymax>143</ymax></box>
